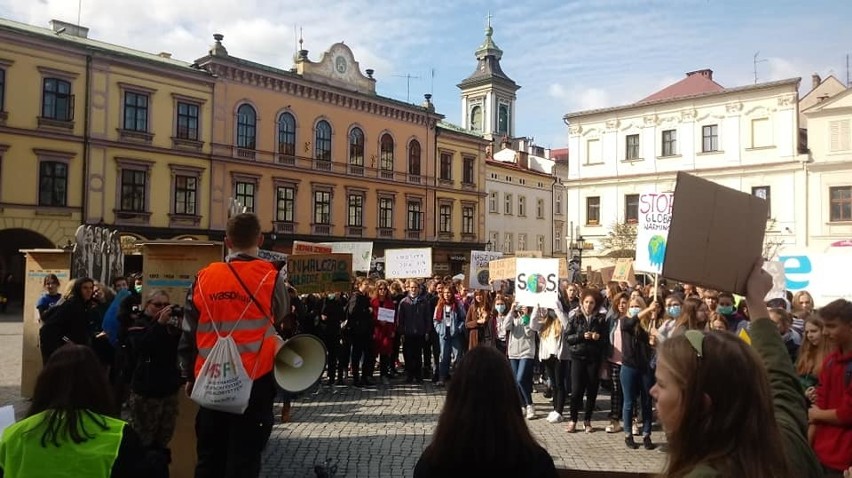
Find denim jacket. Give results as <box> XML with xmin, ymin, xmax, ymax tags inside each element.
<box><xmin>433</xmin><ymin>300</ymin><xmax>466</xmax><ymax>338</ymax></box>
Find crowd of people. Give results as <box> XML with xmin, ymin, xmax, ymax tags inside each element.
<box><xmin>0</xmin><ymin>213</ymin><xmax>849</xmax><ymax>477</ymax></box>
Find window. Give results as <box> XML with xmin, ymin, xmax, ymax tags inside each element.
<box><xmin>123</xmin><ymin>91</ymin><xmax>148</xmax><ymax>131</ymax></box>
<box><xmin>536</xmin><ymin>198</ymin><xmax>544</xmax><ymax>219</ymax></box>
<box><xmin>276</xmin><ymin>186</ymin><xmax>295</xmax><ymax>222</ymax></box>
<box><xmin>489</xmin><ymin>191</ymin><xmax>498</xmax><ymax>213</ymax></box>
<box><xmin>518</xmin><ymin>233</ymin><xmax>527</xmax><ymax>251</ymax></box>
<box><xmin>751</xmin><ymin>118</ymin><xmax>771</xmax><ymax>148</ymax></box>
<box><xmin>38</xmin><ymin>161</ymin><xmax>67</xmax><ymax>207</ymax></box>
<box><xmin>315</xmin><ymin>120</ymin><xmax>332</xmax><ymax>161</ymax></box>
<box><xmin>504</xmin><ymin>193</ymin><xmax>513</xmax><ymax>215</ymax></box>
<box><xmin>439</xmin><ymin>205</ymin><xmax>452</xmax><ymax>233</ymax></box>
<box><xmin>235</xmin><ymin>104</ymin><xmax>256</xmax><ymax>149</ymax></box>
<box><xmin>662</xmin><ymin>129</ymin><xmax>677</xmax><ymax>156</ymax></box>
<box><xmin>0</xmin><ymin>68</ymin><xmax>6</xmax><ymax>112</ymax></box>
<box><xmin>234</xmin><ymin>181</ymin><xmax>255</xmax><ymax>212</ymax></box>
<box><xmin>751</xmin><ymin>186</ymin><xmax>771</xmax><ymax>218</ymax></box>
<box><xmin>702</xmin><ymin>124</ymin><xmax>719</xmax><ymax>152</ymax></box>
<box><xmin>555</xmin><ymin>194</ymin><xmax>563</xmax><ymax>215</ymax></box>
<box><xmin>380</xmin><ymin>133</ymin><xmax>394</xmax><ymax>171</ymax></box>
<box><xmin>278</xmin><ymin>112</ymin><xmax>296</xmax><ymax>157</ymax></box>
<box><xmin>625</xmin><ymin>194</ymin><xmax>639</xmax><ymax>224</ymax></box>
<box><xmin>347</xmin><ymin>194</ymin><xmax>364</xmax><ymax>227</ymax></box>
<box><xmin>554</xmin><ymin>228</ymin><xmax>562</xmax><ymax>252</ymax></box>
<box><xmin>470</xmin><ymin>105</ymin><xmax>482</xmax><ymax>131</ymax></box>
<box><xmin>537</xmin><ymin>235</ymin><xmax>545</xmax><ymax>251</ymax></box>
<box><xmin>504</xmin><ymin>233</ymin><xmax>514</xmax><ymax>253</ymax></box>
<box><xmin>43</xmin><ymin>78</ymin><xmax>73</xmax><ymax>121</ymax></box>
<box><xmin>173</xmin><ymin>175</ymin><xmax>197</xmax><ymax>215</ymax></box>
<box><xmin>830</xmin><ymin>186</ymin><xmax>852</xmax><ymax>222</ymax></box>
<box><xmin>407</xmin><ymin>200</ymin><xmax>422</xmax><ymax>231</ymax></box>
<box><xmin>408</xmin><ymin>140</ymin><xmax>421</xmax><ymax>175</ymax></box>
<box><xmin>462</xmin><ymin>206</ymin><xmax>474</xmax><ymax>234</ymax></box>
<box><xmin>830</xmin><ymin>120</ymin><xmax>851</xmax><ymax>152</ymax></box>
<box><xmin>463</xmin><ymin>157</ymin><xmax>475</xmax><ymax>184</ymax></box>
<box><xmin>176</xmin><ymin>102</ymin><xmax>199</xmax><ymax>140</ymax></box>
<box><xmin>518</xmin><ymin>196</ymin><xmax>526</xmax><ymax>217</ymax></box>
<box><xmin>626</xmin><ymin>134</ymin><xmax>640</xmax><ymax>160</ymax></box>
<box><xmin>120</xmin><ymin>169</ymin><xmax>147</xmax><ymax>212</ymax></box>
<box><xmin>379</xmin><ymin>197</ymin><xmax>393</xmax><ymax>229</ymax></box>
<box><xmin>586</xmin><ymin>196</ymin><xmax>600</xmax><ymax>225</ymax></box>
<box><xmin>314</xmin><ymin>190</ymin><xmax>331</xmax><ymax>224</ymax></box>
<box><xmin>349</xmin><ymin>127</ymin><xmax>364</xmax><ymax>165</ymax></box>
<box><xmin>440</xmin><ymin>152</ymin><xmax>452</xmax><ymax>180</ymax></box>
<box><xmin>586</xmin><ymin>138</ymin><xmax>602</xmax><ymax>164</ymax></box>
<box><xmin>498</xmin><ymin>104</ymin><xmax>509</xmax><ymax>135</ymax></box>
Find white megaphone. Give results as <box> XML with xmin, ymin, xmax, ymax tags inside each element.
<box><xmin>274</xmin><ymin>334</ymin><xmax>327</xmax><ymax>393</ymax></box>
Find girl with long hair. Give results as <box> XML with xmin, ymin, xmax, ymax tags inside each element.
<box><xmin>535</xmin><ymin>299</ymin><xmax>571</xmax><ymax>424</ymax></box>
<box><xmin>414</xmin><ymin>346</ymin><xmax>557</xmax><ymax>477</ymax></box>
<box><xmin>465</xmin><ymin>289</ymin><xmax>493</xmax><ymax>349</ymax></box>
<box><xmin>564</xmin><ymin>288</ymin><xmax>608</xmax><ymax>433</ymax></box>
<box><xmin>38</xmin><ymin>277</ymin><xmax>98</xmax><ymax>364</ymax></box>
<box><xmin>605</xmin><ymin>291</ymin><xmax>629</xmax><ymax>434</ymax></box>
<box><xmin>795</xmin><ymin>314</ymin><xmax>830</xmax><ymax>404</ymax></box>
<box><xmin>504</xmin><ymin>303</ymin><xmax>539</xmax><ymax>419</ymax></box>
<box><xmin>433</xmin><ymin>284</ymin><xmax>466</xmax><ymax>387</ymax></box>
<box><xmin>674</xmin><ymin>296</ymin><xmax>709</xmax><ymax>333</ymax></box>
<box><xmin>371</xmin><ymin>280</ymin><xmax>397</xmax><ymax>385</ymax></box>
<box><xmin>620</xmin><ymin>296</ymin><xmax>657</xmax><ymax>450</ymax></box>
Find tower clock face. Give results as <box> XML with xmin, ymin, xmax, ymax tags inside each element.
<box><xmin>335</xmin><ymin>56</ymin><xmax>348</xmax><ymax>74</ymax></box>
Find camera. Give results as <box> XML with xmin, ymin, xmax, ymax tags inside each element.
<box><xmin>167</xmin><ymin>305</ymin><xmax>184</xmax><ymax>328</ymax></box>
<box><xmin>170</xmin><ymin>305</ymin><xmax>184</xmax><ymax>317</ymax></box>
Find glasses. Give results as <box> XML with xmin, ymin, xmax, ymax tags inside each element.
<box><xmin>150</xmin><ymin>302</ymin><xmax>168</xmax><ymax>308</ymax></box>
<box><xmin>685</xmin><ymin>330</ymin><xmax>704</xmax><ymax>359</ymax></box>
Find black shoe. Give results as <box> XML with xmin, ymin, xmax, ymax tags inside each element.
<box><xmin>415</xmin><ymin>377</ymin><xmax>424</xmax><ymax>384</ymax></box>
<box><xmin>625</xmin><ymin>436</ymin><xmax>639</xmax><ymax>450</ymax></box>
<box><xmin>363</xmin><ymin>378</ymin><xmax>375</xmax><ymax>387</ymax></box>
<box><xmin>353</xmin><ymin>379</ymin><xmax>363</xmax><ymax>388</ymax></box>
<box><xmin>405</xmin><ymin>376</ymin><xmax>414</xmax><ymax>384</ymax></box>
<box><xmin>643</xmin><ymin>436</ymin><xmax>656</xmax><ymax>450</ymax></box>
<box><xmin>431</xmin><ymin>373</ymin><xmax>439</xmax><ymax>383</ymax></box>
<box><xmin>334</xmin><ymin>378</ymin><xmax>344</xmax><ymax>386</ymax></box>
<box><xmin>543</xmin><ymin>387</ymin><xmax>553</xmax><ymax>399</ymax></box>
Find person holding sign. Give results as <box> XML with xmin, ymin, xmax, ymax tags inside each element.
<box><xmin>564</xmin><ymin>289</ymin><xmax>608</xmax><ymax>433</ymax></box>
<box><xmin>371</xmin><ymin>281</ymin><xmax>397</xmax><ymax>386</ymax></box>
<box><xmin>432</xmin><ymin>285</ymin><xmax>466</xmax><ymax>387</ymax></box>
<box><xmin>504</xmin><ymin>304</ymin><xmax>539</xmax><ymax>420</ymax></box>
<box><xmin>465</xmin><ymin>290</ymin><xmax>494</xmax><ymax>349</ymax></box>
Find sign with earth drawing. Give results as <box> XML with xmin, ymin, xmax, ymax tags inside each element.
<box><xmin>514</xmin><ymin>258</ymin><xmax>559</xmax><ymax>307</ymax></box>
<box><xmin>634</xmin><ymin>192</ymin><xmax>674</xmax><ymax>274</ymax></box>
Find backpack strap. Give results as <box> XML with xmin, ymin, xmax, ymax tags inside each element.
<box><xmin>226</xmin><ymin>261</ymin><xmax>277</xmax><ymax>329</ymax></box>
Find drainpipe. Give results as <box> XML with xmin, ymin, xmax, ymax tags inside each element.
<box><xmin>82</xmin><ymin>54</ymin><xmax>92</xmax><ymax>224</ymax></box>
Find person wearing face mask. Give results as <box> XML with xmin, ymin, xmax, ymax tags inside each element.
<box><xmin>620</xmin><ymin>297</ymin><xmax>658</xmax><ymax>450</ymax></box>
<box><xmin>319</xmin><ymin>290</ymin><xmax>345</xmax><ymax>386</ymax></box>
<box><xmin>504</xmin><ymin>303</ymin><xmax>539</xmax><ymax>420</ymax></box>
<box><xmin>564</xmin><ymin>289</ymin><xmax>609</xmax><ymax>433</ymax></box>
<box><xmin>433</xmin><ymin>285</ymin><xmax>466</xmax><ymax>387</ymax></box>
<box><xmin>605</xmin><ymin>292</ymin><xmax>629</xmax><ymax>434</ymax></box>
<box><xmin>654</xmin><ymin>295</ymin><xmax>683</xmax><ymax>345</ymax></box>
<box><xmin>494</xmin><ymin>295</ymin><xmax>511</xmax><ymax>354</ymax></box>
<box><xmin>717</xmin><ymin>292</ymin><xmax>747</xmax><ymax>333</ymax></box>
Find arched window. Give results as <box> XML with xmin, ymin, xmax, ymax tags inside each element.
<box><xmin>277</xmin><ymin>112</ymin><xmax>296</xmax><ymax>157</ymax></box>
<box><xmin>408</xmin><ymin>140</ymin><xmax>421</xmax><ymax>176</ymax></box>
<box><xmin>315</xmin><ymin>120</ymin><xmax>332</xmax><ymax>161</ymax></box>
<box><xmin>470</xmin><ymin>105</ymin><xmax>482</xmax><ymax>131</ymax></box>
<box><xmin>349</xmin><ymin>127</ymin><xmax>364</xmax><ymax>166</ymax></box>
<box><xmin>236</xmin><ymin>104</ymin><xmax>257</xmax><ymax>149</ymax></box>
<box><xmin>380</xmin><ymin>133</ymin><xmax>394</xmax><ymax>171</ymax></box>
<box><xmin>498</xmin><ymin>104</ymin><xmax>509</xmax><ymax>135</ymax></box>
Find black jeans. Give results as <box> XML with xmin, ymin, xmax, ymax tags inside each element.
<box><xmin>322</xmin><ymin>333</ymin><xmax>341</xmax><ymax>381</ymax></box>
<box><xmin>609</xmin><ymin>362</ymin><xmax>623</xmax><ymax>421</ymax></box>
<box><xmin>337</xmin><ymin>336</ymin><xmax>352</xmax><ymax>380</ymax></box>
<box><xmin>569</xmin><ymin>357</ymin><xmax>601</xmax><ymax>423</ymax></box>
<box><xmin>350</xmin><ymin>335</ymin><xmax>371</xmax><ymax>381</ymax></box>
<box><xmin>544</xmin><ymin>357</ymin><xmax>570</xmax><ymax>415</ymax></box>
<box><xmin>195</xmin><ymin>373</ymin><xmax>276</xmax><ymax>478</ymax></box>
<box><xmin>403</xmin><ymin>334</ymin><xmax>425</xmax><ymax>380</ymax></box>
<box><xmin>422</xmin><ymin>329</ymin><xmax>439</xmax><ymax>376</ymax></box>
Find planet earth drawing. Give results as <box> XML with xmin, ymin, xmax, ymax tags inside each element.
<box><xmin>648</xmin><ymin>235</ymin><xmax>667</xmax><ymax>268</ymax></box>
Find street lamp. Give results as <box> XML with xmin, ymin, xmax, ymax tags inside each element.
<box><xmin>568</xmin><ymin>235</ymin><xmax>592</xmax><ymax>283</ymax></box>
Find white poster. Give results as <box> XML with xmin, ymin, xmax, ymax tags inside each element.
<box><xmin>385</xmin><ymin>248</ymin><xmax>432</xmax><ymax>279</ymax></box>
<box><xmin>377</xmin><ymin>307</ymin><xmax>396</xmax><ymax>323</ymax></box>
<box><xmin>763</xmin><ymin>261</ymin><xmax>786</xmax><ymax>301</ymax></box>
<box><xmin>778</xmin><ymin>251</ymin><xmax>852</xmax><ymax>307</ymax></box>
<box><xmin>514</xmin><ymin>258</ymin><xmax>559</xmax><ymax>307</ymax></box>
<box><xmin>319</xmin><ymin>242</ymin><xmax>373</xmax><ymax>272</ymax></box>
<box><xmin>634</xmin><ymin>192</ymin><xmax>674</xmax><ymax>274</ymax></box>
<box><xmin>469</xmin><ymin>251</ymin><xmax>503</xmax><ymax>289</ymax></box>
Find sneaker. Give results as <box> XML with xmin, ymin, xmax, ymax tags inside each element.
<box><xmin>545</xmin><ymin>411</ymin><xmax>563</xmax><ymax>423</ymax></box>
<box><xmin>625</xmin><ymin>435</ymin><xmax>639</xmax><ymax>449</ymax></box>
<box><xmin>435</xmin><ymin>380</ymin><xmax>445</xmax><ymax>387</ymax></box>
<box><xmin>605</xmin><ymin>419</ymin><xmax>623</xmax><ymax>434</ymax></box>
<box><xmin>584</xmin><ymin>421</ymin><xmax>594</xmax><ymax>433</ymax></box>
<box><xmin>525</xmin><ymin>405</ymin><xmax>536</xmax><ymax>420</ymax></box>
<box><xmin>566</xmin><ymin>421</ymin><xmax>577</xmax><ymax>433</ymax></box>
<box><xmin>643</xmin><ymin>436</ymin><xmax>656</xmax><ymax>450</ymax></box>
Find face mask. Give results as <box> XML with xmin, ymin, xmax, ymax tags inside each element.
<box><xmin>134</xmin><ymin>284</ymin><xmax>143</xmax><ymax>294</ymax></box>
<box><xmin>521</xmin><ymin>314</ymin><xmax>530</xmax><ymax>326</ymax></box>
<box><xmin>667</xmin><ymin>306</ymin><xmax>681</xmax><ymax>318</ymax></box>
<box><xmin>496</xmin><ymin>304</ymin><xmax>506</xmax><ymax>314</ymax></box>
<box><xmin>628</xmin><ymin>307</ymin><xmax>641</xmax><ymax>317</ymax></box>
<box><xmin>717</xmin><ymin>305</ymin><xmax>734</xmax><ymax>315</ymax></box>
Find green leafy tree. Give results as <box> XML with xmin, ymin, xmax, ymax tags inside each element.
<box><xmin>600</xmin><ymin>222</ymin><xmax>637</xmax><ymax>259</ymax></box>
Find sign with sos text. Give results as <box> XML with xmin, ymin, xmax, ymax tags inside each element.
<box><xmin>634</xmin><ymin>192</ymin><xmax>674</xmax><ymax>274</ymax></box>
<box><xmin>514</xmin><ymin>258</ymin><xmax>559</xmax><ymax>307</ymax></box>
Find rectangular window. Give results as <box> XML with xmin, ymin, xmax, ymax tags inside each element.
<box><xmin>347</xmin><ymin>194</ymin><xmax>363</xmax><ymax>227</ymax></box>
<box><xmin>440</xmin><ymin>152</ymin><xmax>452</xmax><ymax>180</ymax></box>
<box><xmin>662</xmin><ymin>129</ymin><xmax>677</xmax><ymax>156</ymax></box>
<box><xmin>173</xmin><ymin>175</ymin><xmax>197</xmax><ymax>215</ymax></box>
<box><xmin>439</xmin><ymin>205</ymin><xmax>452</xmax><ymax>233</ymax></box>
<box><xmin>830</xmin><ymin>119</ymin><xmax>851</xmax><ymax>152</ymax></box>
<box><xmin>42</xmin><ymin>78</ymin><xmax>73</xmax><ymax>121</ymax></box>
<box><xmin>176</xmin><ymin>102</ymin><xmax>199</xmax><ymax>141</ymax></box>
<box><xmin>379</xmin><ymin>197</ymin><xmax>393</xmax><ymax>229</ymax></box>
<box><xmin>462</xmin><ymin>206</ymin><xmax>474</xmax><ymax>234</ymax></box>
<box><xmin>626</xmin><ymin>134</ymin><xmax>640</xmax><ymax>160</ymax></box>
<box><xmin>518</xmin><ymin>233</ymin><xmax>527</xmax><ymax>251</ymax></box>
<box><xmin>38</xmin><ymin>161</ymin><xmax>67</xmax><ymax>207</ymax></box>
<box><xmin>124</xmin><ymin>91</ymin><xmax>149</xmax><ymax>132</ymax></box>
<box><xmin>752</xmin><ymin>186</ymin><xmax>771</xmax><ymax>218</ymax></box>
<box><xmin>489</xmin><ymin>191</ymin><xmax>498</xmax><ymax>213</ymax></box>
<box><xmin>0</xmin><ymin>68</ymin><xmax>5</xmax><ymax>112</ymax></box>
<box><xmin>234</xmin><ymin>181</ymin><xmax>255</xmax><ymax>213</ymax></box>
<box><xmin>554</xmin><ymin>228</ymin><xmax>562</xmax><ymax>252</ymax></box>
<box><xmin>537</xmin><ymin>235</ymin><xmax>545</xmax><ymax>251</ymax></box>
<box><xmin>751</xmin><ymin>118</ymin><xmax>770</xmax><ymax>148</ymax></box>
<box><xmin>314</xmin><ymin>191</ymin><xmax>331</xmax><ymax>224</ymax></box>
<box><xmin>407</xmin><ymin>201</ymin><xmax>422</xmax><ymax>231</ymax></box>
<box><xmin>121</xmin><ymin>169</ymin><xmax>147</xmax><ymax>212</ymax></box>
<box><xmin>702</xmin><ymin>124</ymin><xmax>719</xmax><ymax>152</ymax></box>
<box><xmin>555</xmin><ymin>195</ymin><xmax>563</xmax><ymax>215</ymax></box>
<box><xmin>537</xmin><ymin>198</ymin><xmax>544</xmax><ymax>219</ymax></box>
<box><xmin>518</xmin><ymin>196</ymin><xmax>526</xmax><ymax>217</ymax></box>
<box><xmin>830</xmin><ymin>186</ymin><xmax>852</xmax><ymax>222</ymax></box>
<box><xmin>504</xmin><ymin>233</ymin><xmax>514</xmax><ymax>253</ymax></box>
<box><xmin>463</xmin><ymin>157</ymin><xmax>475</xmax><ymax>184</ymax></box>
<box><xmin>276</xmin><ymin>186</ymin><xmax>295</xmax><ymax>222</ymax></box>
<box><xmin>504</xmin><ymin>193</ymin><xmax>513</xmax><ymax>215</ymax></box>
<box><xmin>586</xmin><ymin>196</ymin><xmax>600</xmax><ymax>225</ymax></box>
<box><xmin>625</xmin><ymin>194</ymin><xmax>639</xmax><ymax>224</ymax></box>
<box><xmin>586</xmin><ymin>138</ymin><xmax>602</xmax><ymax>164</ymax></box>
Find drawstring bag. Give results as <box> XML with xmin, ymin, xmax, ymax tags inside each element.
<box><xmin>190</xmin><ymin>323</ymin><xmax>254</xmax><ymax>414</ymax></box>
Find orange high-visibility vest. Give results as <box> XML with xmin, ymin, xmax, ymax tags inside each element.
<box><xmin>193</xmin><ymin>260</ymin><xmax>280</xmax><ymax>380</ymax></box>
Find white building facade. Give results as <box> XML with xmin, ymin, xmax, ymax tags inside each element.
<box><xmin>564</xmin><ymin>71</ymin><xmax>807</xmax><ymax>269</ymax></box>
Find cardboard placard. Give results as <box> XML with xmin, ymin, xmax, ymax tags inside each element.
<box><xmin>559</xmin><ymin>258</ymin><xmax>569</xmax><ymax>279</ymax></box>
<box><xmin>662</xmin><ymin>172</ymin><xmax>768</xmax><ymax>295</ymax></box>
<box><xmin>763</xmin><ymin>261</ymin><xmax>786</xmax><ymax>301</ymax></box>
<box><xmin>469</xmin><ymin>251</ymin><xmax>504</xmax><ymax>289</ymax></box>
<box><xmin>288</xmin><ymin>253</ymin><xmax>353</xmax><ymax>293</ymax></box>
<box><xmin>612</xmin><ymin>258</ymin><xmax>634</xmax><ymax>283</ymax></box>
<box><xmin>515</xmin><ymin>250</ymin><xmax>543</xmax><ymax>258</ymax></box>
<box><xmin>635</xmin><ymin>192</ymin><xmax>674</xmax><ymax>274</ymax></box>
<box><xmin>385</xmin><ymin>248</ymin><xmax>432</xmax><ymax>279</ymax></box>
<box><xmin>488</xmin><ymin>257</ymin><xmax>517</xmax><ymax>281</ymax></box>
<box><xmin>140</xmin><ymin>241</ymin><xmax>224</xmax><ymax>303</ymax></box>
<box><xmin>514</xmin><ymin>258</ymin><xmax>559</xmax><ymax>307</ymax></box>
<box><xmin>599</xmin><ymin>266</ymin><xmax>616</xmax><ymax>284</ymax></box>
<box><xmin>377</xmin><ymin>307</ymin><xmax>395</xmax><ymax>323</ymax></box>
<box><xmin>319</xmin><ymin>242</ymin><xmax>373</xmax><ymax>272</ymax></box>
<box><xmin>292</xmin><ymin>241</ymin><xmax>333</xmax><ymax>255</ymax></box>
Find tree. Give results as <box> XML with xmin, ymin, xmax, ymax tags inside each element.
<box><xmin>600</xmin><ymin>222</ymin><xmax>637</xmax><ymax>259</ymax></box>
<box><xmin>763</xmin><ymin>218</ymin><xmax>786</xmax><ymax>261</ymax></box>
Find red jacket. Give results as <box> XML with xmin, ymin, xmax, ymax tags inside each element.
<box><xmin>371</xmin><ymin>296</ymin><xmax>397</xmax><ymax>356</ymax></box>
<box><xmin>813</xmin><ymin>349</ymin><xmax>852</xmax><ymax>471</ymax></box>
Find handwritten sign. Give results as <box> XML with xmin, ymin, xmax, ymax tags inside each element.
<box><xmin>287</xmin><ymin>253</ymin><xmax>353</xmax><ymax>293</ymax></box>
<box><xmin>385</xmin><ymin>248</ymin><xmax>432</xmax><ymax>279</ymax></box>
<box><xmin>319</xmin><ymin>242</ymin><xmax>373</xmax><ymax>272</ymax></box>
<box><xmin>469</xmin><ymin>251</ymin><xmax>503</xmax><ymax>289</ymax></box>
<box><xmin>377</xmin><ymin>307</ymin><xmax>395</xmax><ymax>323</ymax></box>
<box><xmin>292</xmin><ymin>241</ymin><xmax>333</xmax><ymax>255</ymax></box>
<box><xmin>612</xmin><ymin>258</ymin><xmax>634</xmax><ymax>283</ymax></box>
<box><xmin>635</xmin><ymin>192</ymin><xmax>674</xmax><ymax>274</ymax></box>
<box><xmin>559</xmin><ymin>258</ymin><xmax>569</xmax><ymax>279</ymax></box>
<box><xmin>488</xmin><ymin>258</ymin><xmax>516</xmax><ymax>280</ymax></box>
<box><xmin>514</xmin><ymin>258</ymin><xmax>559</xmax><ymax>307</ymax></box>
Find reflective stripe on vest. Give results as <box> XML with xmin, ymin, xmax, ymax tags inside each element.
<box><xmin>193</xmin><ymin>260</ymin><xmax>279</xmax><ymax>380</ymax></box>
<box><xmin>0</xmin><ymin>410</ymin><xmax>125</xmax><ymax>478</ymax></box>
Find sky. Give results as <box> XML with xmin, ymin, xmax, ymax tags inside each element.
<box><xmin>3</xmin><ymin>0</ymin><xmax>851</xmax><ymax>148</ymax></box>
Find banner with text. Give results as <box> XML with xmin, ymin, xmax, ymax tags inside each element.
<box><xmin>469</xmin><ymin>251</ymin><xmax>504</xmax><ymax>289</ymax></box>
<box><xmin>292</xmin><ymin>241</ymin><xmax>333</xmax><ymax>255</ymax></box>
<box><xmin>488</xmin><ymin>258</ymin><xmax>516</xmax><ymax>281</ymax></box>
<box><xmin>634</xmin><ymin>192</ymin><xmax>674</xmax><ymax>274</ymax></box>
<box><xmin>385</xmin><ymin>248</ymin><xmax>432</xmax><ymax>279</ymax></box>
<box><xmin>319</xmin><ymin>242</ymin><xmax>373</xmax><ymax>272</ymax></box>
<box><xmin>514</xmin><ymin>258</ymin><xmax>559</xmax><ymax>307</ymax></box>
<box><xmin>288</xmin><ymin>253</ymin><xmax>353</xmax><ymax>294</ymax></box>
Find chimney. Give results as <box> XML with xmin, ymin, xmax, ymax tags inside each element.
<box><xmin>686</xmin><ymin>69</ymin><xmax>713</xmax><ymax>80</ymax></box>
<box><xmin>158</xmin><ymin>52</ymin><xmax>172</xmax><ymax>59</ymax></box>
<box><xmin>812</xmin><ymin>73</ymin><xmax>822</xmax><ymax>90</ymax></box>
<box><xmin>50</xmin><ymin>19</ymin><xmax>89</xmax><ymax>38</ymax></box>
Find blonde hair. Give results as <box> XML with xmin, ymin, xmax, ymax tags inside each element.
<box><xmin>540</xmin><ymin>311</ymin><xmax>562</xmax><ymax>339</ymax></box>
<box><xmin>795</xmin><ymin>314</ymin><xmax>830</xmax><ymax>377</ymax></box>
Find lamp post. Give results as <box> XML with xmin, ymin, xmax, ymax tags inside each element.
<box><xmin>485</xmin><ymin>240</ymin><xmax>493</xmax><ymax>252</ymax></box>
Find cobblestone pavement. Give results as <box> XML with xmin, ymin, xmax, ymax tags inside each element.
<box><xmin>0</xmin><ymin>308</ymin><xmax>27</xmax><ymax>419</ymax></box>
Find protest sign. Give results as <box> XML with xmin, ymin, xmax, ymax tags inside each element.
<box><xmin>292</xmin><ymin>241</ymin><xmax>333</xmax><ymax>255</ymax></box>
<box><xmin>287</xmin><ymin>253</ymin><xmax>353</xmax><ymax>293</ymax></box>
<box><xmin>634</xmin><ymin>192</ymin><xmax>674</xmax><ymax>274</ymax></box>
<box><xmin>385</xmin><ymin>248</ymin><xmax>432</xmax><ymax>279</ymax></box>
<box><xmin>320</xmin><ymin>242</ymin><xmax>373</xmax><ymax>272</ymax></box>
<box><xmin>377</xmin><ymin>307</ymin><xmax>395</xmax><ymax>323</ymax></box>
<box><xmin>612</xmin><ymin>258</ymin><xmax>634</xmax><ymax>283</ymax></box>
<box><xmin>469</xmin><ymin>251</ymin><xmax>504</xmax><ymax>289</ymax></box>
<box><xmin>488</xmin><ymin>257</ymin><xmax>516</xmax><ymax>280</ymax></box>
<box><xmin>514</xmin><ymin>258</ymin><xmax>559</xmax><ymax>307</ymax></box>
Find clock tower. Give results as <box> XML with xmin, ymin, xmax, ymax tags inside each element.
<box><xmin>458</xmin><ymin>16</ymin><xmax>520</xmax><ymax>144</ymax></box>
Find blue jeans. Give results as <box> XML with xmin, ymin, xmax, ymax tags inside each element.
<box><xmin>439</xmin><ymin>334</ymin><xmax>463</xmax><ymax>380</ymax></box>
<box><xmin>509</xmin><ymin>358</ymin><xmax>534</xmax><ymax>407</ymax></box>
<box><xmin>620</xmin><ymin>364</ymin><xmax>655</xmax><ymax>436</ymax></box>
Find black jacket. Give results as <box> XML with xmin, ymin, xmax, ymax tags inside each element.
<box><xmin>621</xmin><ymin>315</ymin><xmax>653</xmax><ymax>371</ymax></box>
<box><xmin>565</xmin><ymin>309</ymin><xmax>609</xmax><ymax>361</ymax></box>
<box><xmin>345</xmin><ymin>292</ymin><xmax>373</xmax><ymax>339</ymax></box>
<box><xmin>127</xmin><ymin>313</ymin><xmax>181</xmax><ymax>398</ymax></box>
<box><xmin>319</xmin><ymin>296</ymin><xmax>345</xmax><ymax>336</ymax></box>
